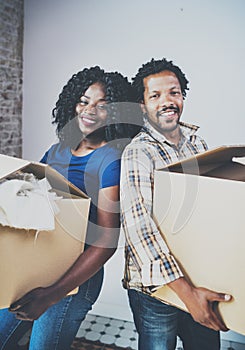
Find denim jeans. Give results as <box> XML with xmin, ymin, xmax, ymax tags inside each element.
<box><xmin>0</xmin><ymin>268</ymin><xmax>103</xmax><ymax>350</ymax></box>
<box><xmin>128</xmin><ymin>289</ymin><xmax>220</xmax><ymax>350</ymax></box>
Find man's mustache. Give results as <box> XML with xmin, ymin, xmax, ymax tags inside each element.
<box><xmin>156</xmin><ymin>106</ymin><xmax>179</xmax><ymax>118</ymax></box>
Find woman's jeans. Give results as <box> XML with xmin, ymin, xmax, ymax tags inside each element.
<box><xmin>128</xmin><ymin>289</ymin><xmax>220</xmax><ymax>350</ymax></box>
<box><xmin>0</xmin><ymin>268</ymin><xmax>103</xmax><ymax>350</ymax></box>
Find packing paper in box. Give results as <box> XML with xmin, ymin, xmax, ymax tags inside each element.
<box><xmin>0</xmin><ymin>177</ymin><xmax>61</xmax><ymax>231</ymax></box>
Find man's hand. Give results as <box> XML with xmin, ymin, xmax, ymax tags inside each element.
<box><xmin>9</xmin><ymin>286</ymin><xmax>61</xmax><ymax>321</ymax></box>
<box><xmin>169</xmin><ymin>277</ymin><xmax>231</xmax><ymax>331</ymax></box>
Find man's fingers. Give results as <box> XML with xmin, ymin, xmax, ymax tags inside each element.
<box><xmin>212</xmin><ymin>301</ymin><xmax>230</xmax><ymax>332</ymax></box>
<box><xmin>208</xmin><ymin>292</ymin><xmax>231</xmax><ymax>303</ymax></box>
<box><xmin>199</xmin><ymin>311</ymin><xmax>228</xmax><ymax>332</ymax></box>
<box><xmin>205</xmin><ymin>302</ymin><xmax>229</xmax><ymax>331</ymax></box>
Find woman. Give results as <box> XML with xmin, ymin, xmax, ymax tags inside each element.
<box><xmin>0</xmin><ymin>66</ymin><xmax>142</xmax><ymax>349</ymax></box>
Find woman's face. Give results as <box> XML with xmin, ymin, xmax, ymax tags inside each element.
<box><xmin>75</xmin><ymin>82</ymin><xmax>108</xmax><ymax>136</ymax></box>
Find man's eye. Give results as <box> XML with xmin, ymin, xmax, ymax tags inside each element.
<box><xmin>171</xmin><ymin>91</ymin><xmax>180</xmax><ymax>95</ymax></box>
<box><xmin>150</xmin><ymin>94</ymin><xmax>159</xmax><ymax>99</ymax></box>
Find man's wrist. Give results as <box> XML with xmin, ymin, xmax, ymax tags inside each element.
<box><xmin>168</xmin><ymin>277</ymin><xmax>194</xmax><ymax>304</ymax></box>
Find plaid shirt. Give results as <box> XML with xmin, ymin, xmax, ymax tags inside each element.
<box><xmin>120</xmin><ymin>120</ymin><xmax>208</xmax><ymax>293</ymax></box>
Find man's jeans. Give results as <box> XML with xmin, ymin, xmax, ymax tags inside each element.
<box><xmin>0</xmin><ymin>268</ymin><xmax>103</xmax><ymax>350</ymax></box>
<box><xmin>128</xmin><ymin>289</ymin><xmax>220</xmax><ymax>350</ymax></box>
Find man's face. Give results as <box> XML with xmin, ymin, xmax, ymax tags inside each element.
<box><xmin>141</xmin><ymin>70</ymin><xmax>184</xmax><ymax>136</ymax></box>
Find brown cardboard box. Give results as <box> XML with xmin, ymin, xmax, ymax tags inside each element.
<box><xmin>152</xmin><ymin>145</ymin><xmax>245</xmax><ymax>335</ymax></box>
<box><xmin>0</xmin><ymin>154</ymin><xmax>90</xmax><ymax>309</ymax></box>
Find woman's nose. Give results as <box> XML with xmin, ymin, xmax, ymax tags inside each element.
<box><xmin>85</xmin><ymin>104</ymin><xmax>96</xmax><ymax>114</ymax></box>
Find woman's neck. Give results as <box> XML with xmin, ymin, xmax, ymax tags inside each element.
<box><xmin>71</xmin><ymin>137</ymin><xmax>107</xmax><ymax>157</ymax></box>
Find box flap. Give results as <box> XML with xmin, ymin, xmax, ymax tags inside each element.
<box><xmin>0</xmin><ymin>154</ymin><xmax>88</xmax><ymax>198</ymax></box>
<box><xmin>0</xmin><ymin>154</ymin><xmax>30</xmax><ymax>180</ymax></box>
<box><xmin>159</xmin><ymin>145</ymin><xmax>245</xmax><ymax>175</ymax></box>
<box><xmin>23</xmin><ymin>162</ymin><xmax>88</xmax><ymax>198</ymax></box>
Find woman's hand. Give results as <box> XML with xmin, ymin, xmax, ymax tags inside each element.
<box><xmin>9</xmin><ymin>286</ymin><xmax>61</xmax><ymax>321</ymax></box>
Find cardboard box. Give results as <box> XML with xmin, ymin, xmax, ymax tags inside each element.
<box><xmin>152</xmin><ymin>145</ymin><xmax>245</xmax><ymax>335</ymax></box>
<box><xmin>0</xmin><ymin>154</ymin><xmax>90</xmax><ymax>309</ymax></box>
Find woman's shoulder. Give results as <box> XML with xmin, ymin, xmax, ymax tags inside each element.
<box><xmin>40</xmin><ymin>142</ymin><xmax>70</xmax><ymax>163</ymax></box>
<box><xmin>95</xmin><ymin>143</ymin><xmax>122</xmax><ymax>160</ymax></box>
<box><xmin>90</xmin><ymin>144</ymin><xmax>122</xmax><ymax>177</ymax></box>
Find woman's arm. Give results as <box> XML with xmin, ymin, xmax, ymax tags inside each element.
<box><xmin>9</xmin><ymin>185</ymin><xmax>120</xmax><ymax>321</ymax></box>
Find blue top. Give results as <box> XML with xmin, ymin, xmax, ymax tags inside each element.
<box><xmin>40</xmin><ymin>143</ymin><xmax>121</xmax><ymax>230</ymax></box>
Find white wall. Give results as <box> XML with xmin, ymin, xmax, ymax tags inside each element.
<box><xmin>23</xmin><ymin>0</ymin><xmax>245</xmax><ymax>161</ymax></box>
<box><xmin>23</xmin><ymin>0</ymin><xmax>245</xmax><ymax>343</ymax></box>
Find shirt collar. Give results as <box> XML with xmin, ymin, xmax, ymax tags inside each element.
<box><xmin>142</xmin><ymin>119</ymin><xmax>199</xmax><ymax>145</ymax></box>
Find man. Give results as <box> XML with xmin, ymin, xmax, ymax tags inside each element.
<box><xmin>120</xmin><ymin>58</ymin><xmax>231</xmax><ymax>350</ymax></box>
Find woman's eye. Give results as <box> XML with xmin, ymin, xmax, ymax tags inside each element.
<box><xmin>77</xmin><ymin>99</ymin><xmax>87</xmax><ymax>105</ymax></box>
<box><xmin>97</xmin><ymin>104</ymin><xmax>106</xmax><ymax>110</ymax></box>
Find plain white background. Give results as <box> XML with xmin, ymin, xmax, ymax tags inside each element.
<box><xmin>22</xmin><ymin>0</ymin><xmax>245</xmax><ymax>343</ymax></box>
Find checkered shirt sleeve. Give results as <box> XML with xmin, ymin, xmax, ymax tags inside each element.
<box><xmin>120</xmin><ymin>142</ymin><xmax>183</xmax><ymax>288</ymax></box>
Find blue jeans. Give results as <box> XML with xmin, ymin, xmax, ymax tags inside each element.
<box><xmin>128</xmin><ymin>289</ymin><xmax>220</xmax><ymax>350</ymax></box>
<box><xmin>0</xmin><ymin>268</ymin><xmax>103</xmax><ymax>350</ymax></box>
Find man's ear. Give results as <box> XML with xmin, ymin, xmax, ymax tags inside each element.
<box><xmin>140</xmin><ymin>102</ymin><xmax>146</xmax><ymax>115</ymax></box>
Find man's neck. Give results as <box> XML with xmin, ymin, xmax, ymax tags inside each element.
<box><xmin>163</xmin><ymin>127</ymin><xmax>181</xmax><ymax>146</ymax></box>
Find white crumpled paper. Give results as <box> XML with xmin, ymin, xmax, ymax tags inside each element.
<box><xmin>0</xmin><ymin>176</ymin><xmax>61</xmax><ymax>231</ymax></box>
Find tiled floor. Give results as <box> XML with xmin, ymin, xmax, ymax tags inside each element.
<box><xmin>77</xmin><ymin>313</ymin><xmax>185</xmax><ymax>350</ymax></box>
<box><xmin>18</xmin><ymin>312</ymin><xmax>245</xmax><ymax>349</ymax></box>
<box><xmin>76</xmin><ymin>313</ymin><xmax>138</xmax><ymax>350</ymax></box>
<box><xmin>77</xmin><ymin>313</ymin><xmax>245</xmax><ymax>350</ymax></box>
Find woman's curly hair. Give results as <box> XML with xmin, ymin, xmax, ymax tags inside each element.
<box><xmin>52</xmin><ymin>66</ymin><xmax>142</xmax><ymax>148</ymax></box>
<box><xmin>132</xmin><ymin>58</ymin><xmax>189</xmax><ymax>102</ymax></box>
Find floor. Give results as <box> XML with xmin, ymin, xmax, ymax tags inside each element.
<box><xmin>75</xmin><ymin>313</ymin><xmax>245</xmax><ymax>350</ymax></box>
<box><xmin>75</xmin><ymin>313</ymin><xmax>138</xmax><ymax>350</ymax></box>
<box><xmin>18</xmin><ymin>312</ymin><xmax>245</xmax><ymax>350</ymax></box>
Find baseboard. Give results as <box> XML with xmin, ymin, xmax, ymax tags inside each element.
<box><xmin>91</xmin><ymin>301</ymin><xmax>134</xmax><ymax>322</ymax></box>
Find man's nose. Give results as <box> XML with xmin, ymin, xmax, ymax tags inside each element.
<box><xmin>159</xmin><ymin>94</ymin><xmax>174</xmax><ymax>108</ymax></box>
